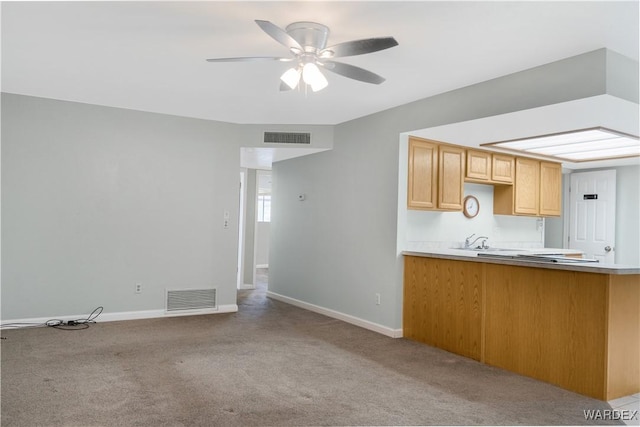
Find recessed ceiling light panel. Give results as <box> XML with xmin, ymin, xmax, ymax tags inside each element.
<box><xmin>482</xmin><ymin>128</ymin><xmax>639</xmax><ymax>162</ymax></box>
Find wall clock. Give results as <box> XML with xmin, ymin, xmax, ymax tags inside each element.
<box><xmin>463</xmin><ymin>195</ymin><xmax>480</xmax><ymax>218</ymax></box>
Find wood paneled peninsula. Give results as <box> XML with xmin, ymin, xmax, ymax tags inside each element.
<box><xmin>403</xmin><ymin>250</ymin><xmax>639</xmax><ymax>401</ymax></box>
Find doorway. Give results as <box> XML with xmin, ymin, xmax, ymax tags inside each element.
<box><xmin>568</xmin><ymin>169</ymin><xmax>617</xmax><ymax>263</ymax></box>
<box><xmin>254</xmin><ymin>170</ymin><xmax>271</xmax><ymax>288</ymax></box>
<box><xmin>237</xmin><ymin>169</ymin><xmax>271</xmax><ymax>290</ymax></box>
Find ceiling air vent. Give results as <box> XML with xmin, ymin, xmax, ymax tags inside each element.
<box><xmin>263</xmin><ymin>131</ymin><xmax>311</xmax><ymax>145</ymax></box>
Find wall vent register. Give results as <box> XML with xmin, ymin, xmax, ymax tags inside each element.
<box><xmin>263</xmin><ymin>131</ymin><xmax>311</xmax><ymax>144</ymax></box>
<box><xmin>166</xmin><ymin>288</ymin><xmax>217</xmax><ymax>313</ymax></box>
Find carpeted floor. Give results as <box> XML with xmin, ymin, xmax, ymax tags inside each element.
<box><xmin>1</xmin><ymin>270</ymin><xmax>620</xmax><ymax>426</ymax></box>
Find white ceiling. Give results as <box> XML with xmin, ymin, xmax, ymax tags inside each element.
<box><xmin>2</xmin><ymin>1</ymin><xmax>638</xmax><ymax>126</ymax></box>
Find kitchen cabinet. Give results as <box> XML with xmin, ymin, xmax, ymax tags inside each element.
<box><xmin>404</xmin><ymin>256</ymin><xmax>482</xmax><ymax>360</ymax></box>
<box><xmin>539</xmin><ymin>161</ymin><xmax>562</xmax><ymax>216</ymax></box>
<box><xmin>465</xmin><ymin>149</ymin><xmax>491</xmax><ymax>181</ymax></box>
<box><xmin>513</xmin><ymin>157</ymin><xmax>540</xmax><ymax>215</ymax></box>
<box><xmin>491</xmin><ymin>154</ymin><xmax>515</xmax><ymax>184</ymax></box>
<box><xmin>407</xmin><ymin>137</ymin><xmax>464</xmax><ymax>211</ymax></box>
<box><xmin>407</xmin><ymin>138</ymin><xmax>437</xmax><ymax>209</ymax></box>
<box><xmin>403</xmin><ymin>253</ymin><xmax>640</xmax><ymax>400</ymax></box>
<box><xmin>438</xmin><ymin>144</ymin><xmax>465</xmax><ymax>210</ymax></box>
<box><xmin>409</xmin><ymin>137</ymin><xmax>560</xmax><ymax>216</ymax></box>
<box><xmin>494</xmin><ymin>158</ymin><xmax>561</xmax><ymax>217</ymax></box>
<box><xmin>465</xmin><ymin>150</ymin><xmax>515</xmax><ymax>184</ymax></box>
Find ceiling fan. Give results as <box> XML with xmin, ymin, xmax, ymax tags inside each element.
<box><xmin>206</xmin><ymin>20</ymin><xmax>399</xmax><ymax>92</ymax></box>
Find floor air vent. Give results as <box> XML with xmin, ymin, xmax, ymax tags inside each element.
<box><xmin>263</xmin><ymin>131</ymin><xmax>311</xmax><ymax>144</ymax></box>
<box><xmin>166</xmin><ymin>288</ymin><xmax>217</xmax><ymax>313</ymax></box>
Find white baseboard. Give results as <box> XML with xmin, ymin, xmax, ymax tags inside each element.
<box><xmin>266</xmin><ymin>291</ymin><xmax>403</xmax><ymax>338</ymax></box>
<box><xmin>239</xmin><ymin>284</ymin><xmax>256</xmax><ymax>290</ymax></box>
<box><xmin>1</xmin><ymin>304</ymin><xmax>238</xmax><ymax>328</ymax></box>
<box><xmin>256</xmin><ymin>264</ymin><xmax>268</xmax><ymax>269</ymax></box>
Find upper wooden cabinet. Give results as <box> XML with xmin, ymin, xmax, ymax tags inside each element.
<box><xmin>491</xmin><ymin>154</ymin><xmax>515</xmax><ymax>184</ymax></box>
<box><xmin>465</xmin><ymin>150</ymin><xmax>515</xmax><ymax>184</ymax></box>
<box><xmin>438</xmin><ymin>145</ymin><xmax>465</xmax><ymax>210</ymax></box>
<box><xmin>539</xmin><ymin>161</ymin><xmax>562</xmax><ymax>216</ymax></box>
<box><xmin>466</xmin><ymin>150</ymin><xmax>492</xmax><ymax>181</ymax></box>
<box><xmin>409</xmin><ymin>137</ymin><xmax>561</xmax><ymax>217</ymax></box>
<box><xmin>494</xmin><ymin>158</ymin><xmax>562</xmax><ymax>217</ymax></box>
<box><xmin>513</xmin><ymin>157</ymin><xmax>541</xmax><ymax>215</ymax></box>
<box><xmin>407</xmin><ymin>138</ymin><xmax>438</xmax><ymax>209</ymax></box>
<box><xmin>407</xmin><ymin>137</ymin><xmax>464</xmax><ymax>211</ymax></box>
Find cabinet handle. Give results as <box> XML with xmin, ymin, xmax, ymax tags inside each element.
<box><xmin>604</xmin><ymin>246</ymin><xmax>612</xmax><ymax>252</ymax></box>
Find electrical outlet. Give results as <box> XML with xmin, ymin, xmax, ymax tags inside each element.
<box><xmin>135</xmin><ymin>283</ymin><xmax>142</xmax><ymax>294</ymax></box>
<box><xmin>375</xmin><ymin>293</ymin><xmax>381</xmax><ymax>305</ymax></box>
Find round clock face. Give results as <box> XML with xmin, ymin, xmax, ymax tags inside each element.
<box><xmin>463</xmin><ymin>195</ymin><xmax>479</xmax><ymax>218</ymax></box>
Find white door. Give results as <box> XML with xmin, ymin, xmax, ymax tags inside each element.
<box><xmin>569</xmin><ymin>170</ymin><xmax>616</xmax><ymax>263</ymax></box>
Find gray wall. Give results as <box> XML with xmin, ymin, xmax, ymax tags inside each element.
<box><xmin>2</xmin><ymin>94</ymin><xmax>243</xmax><ymax>319</ymax></box>
<box><xmin>2</xmin><ymin>49</ymin><xmax>637</xmax><ymax>327</ymax></box>
<box><xmin>256</xmin><ymin>222</ymin><xmax>270</xmax><ymax>267</ymax></box>
<box><xmin>544</xmin><ymin>175</ymin><xmax>566</xmax><ymax>249</ymax></box>
<box><xmin>615</xmin><ymin>165</ymin><xmax>640</xmax><ymax>265</ymax></box>
<box><xmin>269</xmin><ymin>49</ymin><xmax>639</xmax><ymax>331</ymax></box>
<box><xmin>242</xmin><ymin>169</ymin><xmax>257</xmax><ymax>285</ymax></box>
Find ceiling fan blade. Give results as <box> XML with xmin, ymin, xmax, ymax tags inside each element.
<box><xmin>320</xmin><ymin>61</ymin><xmax>386</xmax><ymax>85</ymax></box>
<box><xmin>206</xmin><ymin>56</ymin><xmax>292</xmax><ymax>62</ymax></box>
<box><xmin>320</xmin><ymin>37</ymin><xmax>398</xmax><ymax>58</ymax></box>
<box><xmin>255</xmin><ymin>20</ymin><xmax>303</xmax><ymax>52</ymax></box>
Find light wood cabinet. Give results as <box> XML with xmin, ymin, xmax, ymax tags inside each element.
<box><xmin>465</xmin><ymin>150</ymin><xmax>514</xmax><ymax>184</ymax></box>
<box><xmin>407</xmin><ymin>138</ymin><xmax>438</xmax><ymax>209</ymax></box>
<box><xmin>483</xmin><ymin>265</ymin><xmax>639</xmax><ymax>401</ymax></box>
<box><xmin>438</xmin><ymin>145</ymin><xmax>465</xmax><ymax>210</ymax></box>
<box><xmin>491</xmin><ymin>154</ymin><xmax>515</xmax><ymax>184</ymax></box>
<box><xmin>513</xmin><ymin>157</ymin><xmax>540</xmax><ymax>215</ymax></box>
<box><xmin>494</xmin><ymin>158</ymin><xmax>561</xmax><ymax>217</ymax></box>
<box><xmin>409</xmin><ymin>137</ymin><xmax>560</xmax><ymax>216</ymax></box>
<box><xmin>407</xmin><ymin>137</ymin><xmax>464</xmax><ymax>211</ymax></box>
<box><xmin>466</xmin><ymin>149</ymin><xmax>492</xmax><ymax>181</ymax></box>
<box><xmin>403</xmin><ymin>256</ymin><xmax>482</xmax><ymax>360</ymax></box>
<box><xmin>403</xmin><ymin>255</ymin><xmax>640</xmax><ymax>400</ymax></box>
<box><xmin>539</xmin><ymin>161</ymin><xmax>562</xmax><ymax>216</ymax></box>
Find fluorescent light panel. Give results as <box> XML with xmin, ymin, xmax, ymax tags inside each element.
<box><xmin>485</xmin><ymin>128</ymin><xmax>639</xmax><ymax>162</ymax></box>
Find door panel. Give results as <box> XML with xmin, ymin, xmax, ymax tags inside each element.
<box><xmin>569</xmin><ymin>170</ymin><xmax>616</xmax><ymax>263</ymax></box>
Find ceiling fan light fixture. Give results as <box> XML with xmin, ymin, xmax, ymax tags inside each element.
<box><xmin>280</xmin><ymin>67</ymin><xmax>301</xmax><ymax>89</ymax></box>
<box><xmin>302</xmin><ymin>62</ymin><xmax>328</xmax><ymax>92</ymax></box>
<box><xmin>206</xmin><ymin>20</ymin><xmax>399</xmax><ymax>93</ymax></box>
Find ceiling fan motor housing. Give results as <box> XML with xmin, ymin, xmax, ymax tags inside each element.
<box><xmin>285</xmin><ymin>22</ymin><xmax>330</xmax><ymax>53</ymax></box>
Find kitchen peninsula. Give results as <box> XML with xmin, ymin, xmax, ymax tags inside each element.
<box><xmin>402</xmin><ymin>249</ymin><xmax>640</xmax><ymax>401</ymax></box>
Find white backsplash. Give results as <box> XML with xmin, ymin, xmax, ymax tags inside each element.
<box><xmin>404</xmin><ymin>183</ymin><xmax>545</xmax><ymax>251</ymax></box>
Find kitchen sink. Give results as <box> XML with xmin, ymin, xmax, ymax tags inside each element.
<box><xmin>452</xmin><ymin>247</ymin><xmax>519</xmax><ymax>252</ymax></box>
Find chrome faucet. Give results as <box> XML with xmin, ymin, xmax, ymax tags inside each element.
<box><xmin>465</xmin><ymin>234</ymin><xmax>489</xmax><ymax>249</ymax></box>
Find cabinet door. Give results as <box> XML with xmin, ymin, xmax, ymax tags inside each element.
<box><xmin>492</xmin><ymin>154</ymin><xmax>515</xmax><ymax>184</ymax></box>
<box><xmin>539</xmin><ymin>161</ymin><xmax>561</xmax><ymax>216</ymax></box>
<box><xmin>403</xmin><ymin>256</ymin><xmax>482</xmax><ymax>360</ymax></box>
<box><xmin>514</xmin><ymin>157</ymin><xmax>540</xmax><ymax>215</ymax></box>
<box><xmin>407</xmin><ymin>138</ymin><xmax>438</xmax><ymax>209</ymax></box>
<box><xmin>438</xmin><ymin>145</ymin><xmax>465</xmax><ymax>210</ymax></box>
<box><xmin>466</xmin><ymin>150</ymin><xmax>491</xmax><ymax>181</ymax></box>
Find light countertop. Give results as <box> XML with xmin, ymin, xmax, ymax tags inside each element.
<box><xmin>402</xmin><ymin>248</ymin><xmax>640</xmax><ymax>275</ymax></box>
